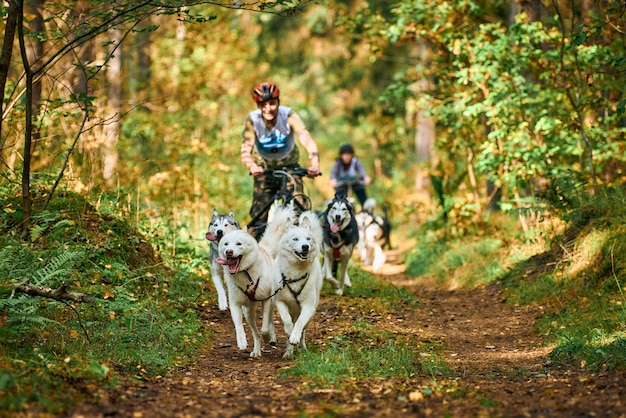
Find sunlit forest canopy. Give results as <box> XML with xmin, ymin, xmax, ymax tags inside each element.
<box><xmin>0</xmin><ymin>0</ymin><xmax>624</xmax><ymax>238</ymax></box>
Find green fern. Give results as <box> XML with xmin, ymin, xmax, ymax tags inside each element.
<box><xmin>33</xmin><ymin>250</ymin><xmax>85</xmax><ymax>285</ymax></box>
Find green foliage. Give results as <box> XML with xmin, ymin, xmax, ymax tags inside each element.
<box><xmin>405</xmin><ymin>214</ymin><xmax>523</xmax><ymax>287</ymax></box>
<box><xmin>332</xmin><ymin>266</ymin><xmax>418</xmax><ymax>309</ymax></box>
<box><xmin>550</xmin><ymin>334</ymin><xmax>626</xmax><ymax>371</ymax></box>
<box><xmin>377</xmin><ymin>0</ymin><xmax>626</xmax><ymax>218</ymax></box>
<box><xmin>285</xmin><ymin>333</ymin><xmax>426</xmax><ymax>387</ymax></box>
<box><xmin>501</xmin><ymin>187</ymin><xmax>626</xmax><ymax>370</ymax></box>
<box><xmin>0</xmin><ymin>183</ymin><xmax>208</xmax><ymax>413</ymax></box>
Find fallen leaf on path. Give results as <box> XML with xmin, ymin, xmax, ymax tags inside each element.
<box><xmin>409</xmin><ymin>391</ymin><xmax>424</xmax><ymax>401</ymax></box>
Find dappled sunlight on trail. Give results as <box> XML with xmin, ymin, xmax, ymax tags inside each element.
<box><xmin>67</xmin><ymin>243</ymin><xmax>626</xmax><ymax>418</ymax></box>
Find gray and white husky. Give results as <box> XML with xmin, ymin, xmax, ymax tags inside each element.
<box><xmin>356</xmin><ymin>198</ymin><xmax>391</xmax><ymax>272</ymax></box>
<box><xmin>321</xmin><ymin>195</ymin><xmax>359</xmax><ymax>295</ymax></box>
<box><xmin>205</xmin><ymin>209</ymin><xmax>240</xmax><ymax>310</ymax></box>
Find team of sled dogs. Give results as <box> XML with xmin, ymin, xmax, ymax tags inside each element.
<box><xmin>205</xmin><ymin>195</ymin><xmax>390</xmax><ymax>358</ymax></box>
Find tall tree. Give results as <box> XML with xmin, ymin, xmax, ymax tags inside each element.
<box><xmin>0</xmin><ymin>0</ymin><xmax>19</xmax><ymax>143</ymax></box>
<box><xmin>103</xmin><ymin>29</ymin><xmax>122</xmax><ymax>185</ymax></box>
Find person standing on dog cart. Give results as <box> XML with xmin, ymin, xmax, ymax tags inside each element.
<box><xmin>329</xmin><ymin>143</ymin><xmax>371</xmax><ymax>208</ymax></box>
<box><xmin>241</xmin><ymin>81</ymin><xmax>321</xmax><ymax>239</ymax></box>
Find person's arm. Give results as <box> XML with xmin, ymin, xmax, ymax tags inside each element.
<box><xmin>241</xmin><ymin>117</ymin><xmax>264</xmax><ymax>176</ymax></box>
<box><xmin>288</xmin><ymin>112</ymin><xmax>319</xmax><ymax>175</ymax></box>
<box><xmin>355</xmin><ymin>158</ymin><xmax>372</xmax><ymax>186</ymax></box>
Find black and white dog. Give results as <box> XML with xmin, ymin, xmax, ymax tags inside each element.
<box><xmin>321</xmin><ymin>195</ymin><xmax>359</xmax><ymax>295</ymax></box>
<box><xmin>205</xmin><ymin>209</ymin><xmax>240</xmax><ymax>310</ymax></box>
<box><xmin>356</xmin><ymin>198</ymin><xmax>391</xmax><ymax>272</ymax></box>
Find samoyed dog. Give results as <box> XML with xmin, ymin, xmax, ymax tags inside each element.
<box><xmin>216</xmin><ymin>208</ymin><xmax>293</xmax><ymax>358</ymax></box>
<box><xmin>272</xmin><ymin>208</ymin><xmax>324</xmax><ymax>358</ymax></box>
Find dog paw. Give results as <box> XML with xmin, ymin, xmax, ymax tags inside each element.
<box><xmin>288</xmin><ymin>335</ymin><xmax>301</xmax><ymax>346</ymax></box>
<box><xmin>335</xmin><ymin>288</ymin><xmax>344</xmax><ymax>296</ymax></box>
<box><xmin>282</xmin><ymin>344</ymin><xmax>295</xmax><ymax>359</ymax></box>
<box><xmin>236</xmin><ymin>337</ymin><xmax>248</xmax><ymax>350</ymax></box>
<box><xmin>249</xmin><ymin>349</ymin><xmax>262</xmax><ymax>358</ymax></box>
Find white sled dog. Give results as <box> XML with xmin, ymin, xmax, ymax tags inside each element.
<box><xmin>273</xmin><ymin>207</ymin><xmax>324</xmax><ymax>358</ymax></box>
<box><xmin>321</xmin><ymin>195</ymin><xmax>359</xmax><ymax>295</ymax></box>
<box><xmin>355</xmin><ymin>198</ymin><xmax>391</xmax><ymax>272</ymax></box>
<box><xmin>216</xmin><ymin>208</ymin><xmax>293</xmax><ymax>358</ymax></box>
<box><xmin>205</xmin><ymin>209</ymin><xmax>240</xmax><ymax>310</ymax></box>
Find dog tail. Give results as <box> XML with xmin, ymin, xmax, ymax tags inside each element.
<box><xmin>363</xmin><ymin>198</ymin><xmax>377</xmax><ymax>213</ymax></box>
<box><xmin>259</xmin><ymin>205</ymin><xmax>297</xmax><ymax>255</ymax></box>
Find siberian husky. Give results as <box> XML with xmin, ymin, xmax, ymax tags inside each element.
<box><xmin>321</xmin><ymin>195</ymin><xmax>359</xmax><ymax>295</ymax></box>
<box><xmin>356</xmin><ymin>198</ymin><xmax>391</xmax><ymax>272</ymax></box>
<box><xmin>216</xmin><ymin>207</ymin><xmax>293</xmax><ymax>358</ymax></box>
<box><xmin>273</xmin><ymin>208</ymin><xmax>324</xmax><ymax>358</ymax></box>
<box><xmin>205</xmin><ymin>209</ymin><xmax>240</xmax><ymax>310</ymax></box>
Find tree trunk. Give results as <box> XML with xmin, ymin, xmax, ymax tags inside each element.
<box><xmin>102</xmin><ymin>29</ymin><xmax>122</xmax><ymax>186</ymax></box>
<box><xmin>0</xmin><ymin>0</ymin><xmax>20</xmax><ymax>143</ymax></box>
<box><xmin>26</xmin><ymin>0</ymin><xmax>45</xmax><ymax>172</ymax></box>
<box><xmin>411</xmin><ymin>42</ymin><xmax>437</xmax><ymax>196</ymax></box>
<box><xmin>16</xmin><ymin>0</ymin><xmax>33</xmax><ymax>234</ymax></box>
<box><xmin>129</xmin><ymin>19</ymin><xmax>152</xmax><ymax>105</ymax></box>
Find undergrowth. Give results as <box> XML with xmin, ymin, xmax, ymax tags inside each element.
<box><xmin>404</xmin><ymin>184</ymin><xmax>626</xmax><ymax>372</ymax></box>
<box><xmin>405</xmin><ymin>213</ymin><xmax>529</xmax><ymax>288</ymax></box>
<box><xmin>0</xmin><ymin>181</ymin><xmax>210</xmax><ymax>413</ymax></box>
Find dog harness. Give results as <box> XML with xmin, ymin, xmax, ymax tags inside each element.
<box><xmin>324</xmin><ymin>227</ymin><xmax>355</xmax><ymax>259</ymax></box>
<box><xmin>281</xmin><ymin>272</ymin><xmax>309</xmax><ymax>305</ymax></box>
<box><xmin>237</xmin><ymin>270</ymin><xmax>280</xmax><ymax>302</ymax></box>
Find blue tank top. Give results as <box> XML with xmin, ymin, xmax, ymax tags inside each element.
<box><xmin>249</xmin><ymin>106</ymin><xmax>296</xmax><ymax>161</ymax></box>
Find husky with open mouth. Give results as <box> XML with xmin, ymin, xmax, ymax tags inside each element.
<box><xmin>273</xmin><ymin>208</ymin><xmax>324</xmax><ymax>358</ymax></box>
<box><xmin>216</xmin><ymin>208</ymin><xmax>292</xmax><ymax>358</ymax></box>
<box><xmin>205</xmin><ymin>209</ymin><xmax>240</xmax><ymax>310</ymax></box>
<box><xmin>321</xmin><ymin>195</ymin><xmax>359</xmax><ymax>295</ymax></box>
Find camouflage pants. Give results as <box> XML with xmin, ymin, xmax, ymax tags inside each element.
<box><xmin>248</xmin><ymin>167</ymin><xmax>305</xmax><ymax>239</ymax></box>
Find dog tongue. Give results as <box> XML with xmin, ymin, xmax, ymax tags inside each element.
<box><xmin>216</xmin><ymin>257</ymin><xmax>239</xmax><ymax>274</ymax></box>
<box><xmin>206</xmin><ymin>231</ymin><xmax>217</xmax><ymax>241</ymax></box>
<box><xmin>330</xmin><ymin>223</ymin><xmax>340</xmax><ymax>233</ymax></box>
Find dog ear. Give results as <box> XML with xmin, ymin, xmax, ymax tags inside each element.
<box><xmin>299</xmin><ymin>215</ymin><xmax>312</xmax><ymax>229</ymax></box>
<box><xmin>228</xmin><ymin>210</ymin><xmax>235</xmax><ymax>218</ymax></box>
<box><xmin>213</xmin><ymin>208</ymin><xmax>219</xmax><ymax>217</ymax></box>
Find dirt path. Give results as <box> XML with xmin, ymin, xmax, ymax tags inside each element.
<box><xmin>69</xmin><ymin>250</ymin><xmax>626</xmax><ymax>418</ymax></box>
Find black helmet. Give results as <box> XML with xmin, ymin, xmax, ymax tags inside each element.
<box><xmin>339</xmin><ymin>144</ymin><xmax>354</xmax><ymax>155</ymax></box>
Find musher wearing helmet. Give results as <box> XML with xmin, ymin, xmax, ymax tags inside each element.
<box><xmin>241</xmin><ymin>82</ymin><xmax>321</xmax><ymax>238</ymax></box>
<box><xmin>329</xmin><ymin>143</ymin><xmax>371</xmax><ymax>208</ymax></box>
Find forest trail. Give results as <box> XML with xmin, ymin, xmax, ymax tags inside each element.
<box><xmin>68</xmin><ymin>245</ymin><xmax>626</xmax><ymax>418</ymax></box>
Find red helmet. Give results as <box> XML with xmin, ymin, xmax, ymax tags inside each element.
<box><xmin>252</xmin><ymin>82</ymin><xmax>280</xmax><ymax>103</ymax></box>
